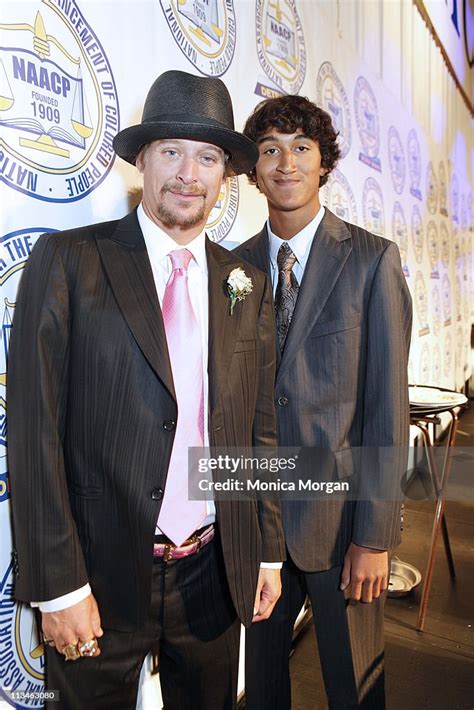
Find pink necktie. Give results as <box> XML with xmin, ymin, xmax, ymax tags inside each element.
<box><xmin>157</xmin><ymin>249</ymin><xmax>206</xmax><ymax>545</ymax></box>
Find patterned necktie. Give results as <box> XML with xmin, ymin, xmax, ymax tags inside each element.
<box><xmin>275</xmin><ymin>243</ymin><xmax>299</xmax><ymax>350</ymax></box>
<box><xmin>157</xmin><ymin>249</ymin><xmax>206</xmax><ymax>545</ymax></box>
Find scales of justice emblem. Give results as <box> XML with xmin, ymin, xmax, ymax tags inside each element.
<box><xmin>0</xmin><ymin>12</ymin><xmax>92</xmax><ymax>158</ymax></box>
<box><xmin>0</xmin><ymin>3</ymin><xmax>118</xmax><ymax>202</ymax></box>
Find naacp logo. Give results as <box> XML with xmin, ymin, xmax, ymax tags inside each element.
<box><xmin>411</xmin><ymin>205</ymin><xmax>423</xmax><ymax>265</ymax></box>
<box><xmin>362</xmin><ymin>177</ymin><xmax>384</xmax><ymax>236</ymax></box>
<box><xmin>407</xmin><ymin>129</ymin><xmax>422</xmax><ymax>201</ymax></box>
<box><xmin>440</xmin><ymin>221</ymin><xmax>450</xmax><ymax>268</ymax></box>
<box><xmin>427</xmin><ymin>220</ymin><xmax>439</xmax><ymax>279</ymax></box>
<box><xmin>414</xmin><ymin>270</ymin><xmax>429</xmax><ymax>336</ymax></box>
<box><xmin>387</xmin><ymin>126</ymin><xmax>405</xmax><ymax>195</ymax></box>
<box><xmin>0</xmin><ymin>564</ymin><xmax>45</xmax><ymax>708</ymax></box>
<box><xmin>439</xmin><ymin>161</ymin><xmax>448</xmax><ymax>216</ymax></box>
<box><xmin>316</xmin><ymin>62</ymin><xmax>351</xmax><ymax>159</ymax></box>
<box><xmin>354</xmin><ymin>76</ymin><xmax>380</xmax><ymax>172</ymax></box>
<box><xmin>431</xmin><ymin>284</ymin><xmax>441</xmax><ymax>336</ymax></box>
<box><xmin>325</xmin><ymin>169</ymin><xmax>357</xmax><ymax>225</ymax></box>
<box><xmin>442</xmin><ymin>273</ymin><xmax>451</xmax><ymax>326</ymax></box>
<box><xmin>391</xmin><ymin>201</ymin><xmax>408</xmax><ymax>277</ymax></box>
<box><xmin>205</xmin><ymin>177</ymin><xmax>238</xmax><ymax>242</ymax></box>
<box><xmin>0</xmin><ymin>227</ymin><xmax>56</xmax><ymax>505</ymax></box>
<box><xmin>0</xmin><ymin>2</ymin><xmax>119</xmax><ymax>203</ymax></box>
<box><xmin>444</xmin><ymin>332</ymin><xmax>452</xmax><ymax>377</ymax></box>
<box><xmin>255</xmin><ymin>0</ymin><xmax>306</xmax><ymax>98</ymax></box>
<box><xmin>451</xmin><ymin>171</ymin><xmax>459</xmax><ymax>229</ymax></box>
<box><xmin>419</xmin><ymin>342</ymin><xmax>430</xmax><ymax>384</ymax></box>
<box><xmin>426</xmin><ymin>162</ymin><xmax>438</xmax><ymax>215</ymax></box>
<box><xmin>160</xmin><ymin>0</ymin><xmax>236</xmax><ymax>77</ymax></box>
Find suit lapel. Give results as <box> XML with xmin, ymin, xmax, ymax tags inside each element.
<box><xmin>277</xmin><ymin>210</ymin><xmax>352</xmax><ymax>384</ymax></box>
<box><xmin>239</xmin><ymin>227</ymin><xmax>272</xmax><ymax>280</ymax></box>
<box><xmin>95</xmin><ymin>210</ymin><xmax>176</xmax><ymax>400</ymax></box>
<box><xmin>207</xmin><ymin>239</ymin><xmax>244</xmax><ymax>413</ymax></box>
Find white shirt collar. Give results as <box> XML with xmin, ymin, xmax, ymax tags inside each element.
<box><xmin>268</xmin><ymin>205</ymin><xmax>325</xmax><ymax>267</ymax></box>
<box><xmin>137</xmin><ymin>203</ymin><xmax>207</xmax><ymax>274</ymax></box>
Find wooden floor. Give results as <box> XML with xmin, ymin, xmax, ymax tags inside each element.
<box><xmin>287</xmin><ymin>405</ymin><xmax>474</xmax><ymax>709</ymax></box>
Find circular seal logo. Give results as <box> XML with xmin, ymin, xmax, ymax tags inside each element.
<box><xmin>414</xmin><ymin>270</ymin><xmax>429</xmax><ymax>336</ymax></box>
<box><xmin>432</xmin><ymin>342</ymin><xmax>441</xmax><ymax>383</ymax></box>
<box><xmin>442</xmin><ymin>272</ymin><xmax>451</xmax><ymax>325</ymax></box>
<box><xmin>431</xmin><ymin>284</ymin><xmax>441</xmax><ymax>336</ymax></box>
<box><xmin>159</xmin><ymin>0</ymin><xmax>236</xmax><ymax>77</ymax></box>
<box><xmin>440</xmin><ymin>220</ymin><xmax>450</xmax><ymax>268</ymax></box>
<box><xmin>362</xmin><ymin>177</ymin><xmax>384</xmax><ymax>236</ymax></box>
<box><xmin>205</xmin><ymin>177</ymin><xmax>238</xmax><ymax>242</ymax></box>
<box><xmin>387</xmin><ymin>126</ymin><xmax>405</xmax><ymax>195</ymax></box>
<box><xmin>324</xmin><ymin>168</ymin><xmax>357</xmax><ymax>225</ymax></box>
<box><xmin>426</xmin><ymin>162</ymin><xmax>438</xmax><ymax>215</ymax></box>
<box><xmin>392</xmin><ymin>201</ymin><xmax>408</xmax><ymax>276</ymax></box>
<box><xmin>411</xmin><ymin>204</ymin><xmax>423</xmax><ymax>264</ymax></box>
<box><xmin>427</xmin><ymin>220</ymin><xmax>439</xmax><ymax>277</ymax></box>
<box><xmin>354</xmin><ymin>76</ymin><xmax>380</xmax><ymax>171</ymax></box>
<box><xmin>316</xmin><ymin>62</ymin><xmax>351</xmax><ymax>158</ymax></box>
<box><xmin>0</xmin><ymin>1</ymin><xmax>119</xmax><ymax>202</ymax></box>
<box><xmin>254</xmin><ymin>0</ymin><xmax>306</xmax><ymax>96</ymax></box>
<box><xmin>419</xmin><ymin>342</ymin><xmax>430</xmax><ymax>384</ymax></box>
<box><xmin>0</xmin><ymin>564</ymin><xmax>46</xmax><ymax>709</ymax></box>
<box><xmin>439</xmin><ymin>161</ymin><xmax>448</xmax><ymax>216</ymax></box>
<box><xmin>444</xmin><ymin>331</ymin><xmax>452</xmax><ymax>377</ymax></box>
<box><xmin>451</xmin><ymin>171</ymin><xmax>459</xmax><ymax>230</ymax></box>
<box><xmin>407</xmin><ymin>128</ymin><xmax>422</xmax><ymax>200</ymax></box>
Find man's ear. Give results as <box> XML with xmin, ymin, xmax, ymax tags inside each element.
<box><xmin>136</xmin><ymin>147</ymin><xmax>146</xmax><ymax>173</ymax></box>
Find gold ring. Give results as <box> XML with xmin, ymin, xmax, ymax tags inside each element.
<box><xmin>62</xmin><ymin>643</ymin><xmax>81</xmax><ymax>662</ymax></box>
<box><xmin>78</xmin><ymin>638</ymin><xmax>99</xmax><ymax>657</ymax></box>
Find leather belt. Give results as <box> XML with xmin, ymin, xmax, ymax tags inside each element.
<box><xmin>153</xmin><ymin>525</ymin><xmax>215</xmax><ymax>562</ymax></box>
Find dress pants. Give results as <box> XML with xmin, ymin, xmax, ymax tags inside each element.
<box><xmin>45</xmin><ymin>534</ymin><xmax>240</xmax><ymax>710</ymax></box>
<box><xmin>245</xmin><ymin>557</ymin><xmax>385</xmax><ymax>710</ymax></box>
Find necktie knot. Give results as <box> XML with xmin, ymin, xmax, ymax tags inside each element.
<box><xmin>169</xmin><ymin>248</ymin><xmax>193</xmax><ymax>272</ymax></box>
<box><xmin>277</xmin><ymin>243</ymin><xmax>297</xmax><ymax>273</ymax></box>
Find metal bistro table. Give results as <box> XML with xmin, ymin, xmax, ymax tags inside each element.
<box><xmin>408</xmin><ymin>385</ymin><xmax>468</xmax><ymax>631</ymax></box>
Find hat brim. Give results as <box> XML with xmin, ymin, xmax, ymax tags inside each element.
<box><xmin>113</xmin><ymin>121</ymin><xmax>259</xmax><ymax>175</ymax></box>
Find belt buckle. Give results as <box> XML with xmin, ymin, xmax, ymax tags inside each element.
<box><xmin>162</xmin><ymin>543</ymin><xmax>172</xmax><ymax>562</ymax></box>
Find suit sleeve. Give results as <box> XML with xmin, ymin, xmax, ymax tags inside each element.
<box><xmin>252</xmin><ymin>274</ymin><xmax>286</xmax><ymax>562</ymax></box>
<box><xmin>352</xmin><ymin>241</ymin><xmax>412</xmax><ymax>550</ymax></box>
<box><xmin>7</xmin><ymin>234</ymin><xmax>89</xmax><ymax>602</ymax></box>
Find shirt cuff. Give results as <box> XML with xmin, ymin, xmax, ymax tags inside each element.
<box><xmin>31</xmin><ymin>584</ymin><xmax>92</xmax><ymax>612</ymax></box>
<box><xmin>260</xmin><ymin>562</ymin><xmax>283</xmax><ymax>569</ymax></box>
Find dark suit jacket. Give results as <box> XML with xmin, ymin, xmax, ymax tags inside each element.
<box><xmin>7</xmin><ymin>210</ymin><xmax>285</xmax><ymax>630</ymax></box>
<box><xmin>234</xmin><ymin>209</ymin><xmax>412</xmax><ymax>572</ymax></box>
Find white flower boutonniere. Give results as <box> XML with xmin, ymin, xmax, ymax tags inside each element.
<box><xmin>227</xmin><ymin>267</ymin><xmax>253</xmax><ymax>315</ymax></box>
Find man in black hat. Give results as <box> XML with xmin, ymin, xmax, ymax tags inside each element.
<box><xmin>7</xmin><ymin>70</ymin><xmax>285</xmax><ymax>709</ymax></box>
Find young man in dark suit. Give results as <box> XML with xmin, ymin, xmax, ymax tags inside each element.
<box><xmin>7</xmin><ymin>71</ymin><xmax>284</xmax><ymax>710</ymax></box>
<box><xmin>235</xmin><ymin>95</ymin><xmax>412</xmax><ymax>709</ymax></box>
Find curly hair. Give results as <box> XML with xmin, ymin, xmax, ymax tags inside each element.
<box><xmin>243</xmin><ymin>95</ymin><xmax>340</xmax><ymax>187</ymax></box>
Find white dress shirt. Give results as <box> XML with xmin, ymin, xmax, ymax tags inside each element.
<box><xmin>268</xmin><ymin>205</ymin><xmax>325</xmax><ymax>294</ymax></box>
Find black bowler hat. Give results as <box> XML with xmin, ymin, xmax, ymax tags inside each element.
<box><xmin>113</xmin><ymin>70</ymin><xmax>258</xmax><ymax>175</ymax></box>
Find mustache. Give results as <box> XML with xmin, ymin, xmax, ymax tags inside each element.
<box><xmin>161</xmin><ymin>183</ymin><xmax>207</xmax><ymax>197</ymax></box>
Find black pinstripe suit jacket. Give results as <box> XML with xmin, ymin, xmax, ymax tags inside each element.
<box><xmin>7</xmin><ymin>209</ymin><xmax>285</xmax><ymax>630</ymax></box>
<box><xmin>235</xmin><ymin>209</ymin><xmax>412</xmax><ymax>571</ymax></box>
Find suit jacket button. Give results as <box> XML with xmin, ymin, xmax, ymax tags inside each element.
<box><xmin>151</xmin><ymin>488</ymin><xmax>164</xmax><ymax>500</ymax></box>
<box><xmin>277</xmin><ymin>396</ymin><xmax>289</xmax><ymax>406</ymax></box>
<box><xmin>162</xmin><ymin>420</ymin><xmax>176</xmax><ymax>431</ymax></box>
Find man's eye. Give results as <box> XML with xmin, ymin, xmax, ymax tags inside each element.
<box><xmin>296</xmin><ymin>145</ymin><xmax>310</xmax><ymax>152</ymax></box>
<box><xmin>263</xmin><ymin>148</ymin><xmax>278</xmax><ymax>155</ymax></box>
<box><xmin>200</xmin><ymin>155</ymin><xmax>217</xmax><ymax>164</ymax></box>
<box><xmin>163</xmin><ymin>149</ymin><xmax>178</xmax><ymax>157</ymax></box>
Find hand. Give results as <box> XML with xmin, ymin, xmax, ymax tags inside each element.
<box><xmin>340</xmin><ymin>543</ymin><xmax>388</xmax><ymax>603</ymax></box>
<box><xmin>41</xmin><ymin>593</ymin><xmax>103</xmax><ymax>657</ymax></box>
<box><xmin>252</xmin><ymin>568</ymin><xmax>281</xmax><ymax>623</ymax></box>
